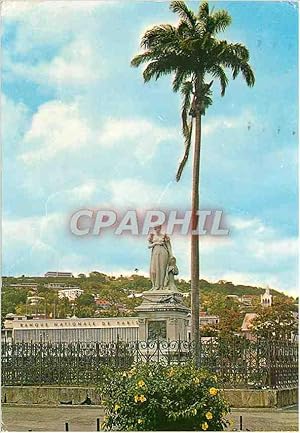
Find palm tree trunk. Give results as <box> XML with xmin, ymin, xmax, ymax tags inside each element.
<box><xmin>191</xmin><ymin>109</ymin><xmax>201</xmax><ymax>367</ymax></box>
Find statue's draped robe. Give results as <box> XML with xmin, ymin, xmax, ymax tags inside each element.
<box><xmin>149</xmin><ymin>234</ymin><xmax>172</xmax><ymax>290</ymax></box>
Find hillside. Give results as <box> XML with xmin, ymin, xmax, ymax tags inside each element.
<box><xmin>1</xmin><ymin>273</ymin><xmax>296</xmax><ymax>324</ymax></box>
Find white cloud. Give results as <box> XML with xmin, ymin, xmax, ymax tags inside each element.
<box><xmin>251</xmin><ymin>237</ymin><xmax>298</xmax><ymax>259</ymax></box>
<box><xmin>3</xmin><ymin>213</ymin><xmax>63</xmax><ymax>246</ymax></box>
<box><xmin>202</xmin><ymin>110</ymin><xmax>256</xmax><ymax>137</ymax></box>
<box><xmin>20</xmin><ymin>100</ymin><xmax>92</xmax><ymax>163</ymax></box>
<box><xmin>69</xmin><ymin>181</ymin><xmax>97</xmax><ymax>201</ymax></box>
<box><xmin>1</xmin><ymin>93</ymin><xmax>30</xmax><ymax>150</ymax></box>
<box><xmin>2</xmin><ymin>0</ymin><xmax>114</xmax><ymax>53</ymax></box>
<box><xmin>107</xmin><ymin>178</ymin><xmax>163</xmax><ymax>208</ymax></box>
<box><xmin>2</xmin><ymin>212</ymin><xmax>66</xmax><ymax>274</ymax></box>
<box><xmin>229</xmin><ymin>215</ymin><xmax>298</xmax><ymax>260</ymax></box>
<box><xmin>230</xmin><ymin>216</ymin><xmax>267</xmax><ymax>234</ymax></box>
<box><xmin>2</xmin><ymin>0</ymin><xmax>110</xmax><ymax>18</ymax></box>
<box><xmin>99</xmin><ymin>117</ymin><xmax>177</xmax><ymax>163</ymax></box>
<box><xmin>20</xmin><ymin>100</ymin><xmax>176</xmax><ymax>165</ymax></box>
<box><xmin>7</xmin><ymin>38</ymin><xmax>102</xmax><ymax>90</ymax></box>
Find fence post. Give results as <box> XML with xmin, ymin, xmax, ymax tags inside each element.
<box><xmin>267</xmin><ymin>339</ymin><xmax>273</xmax><ymax>388</ymax></box>
<box><xmin>116</xmin><ymin>334</ymin><xmax>120</xmax><ymax>368</ymax></box>
<box><xmin>96</xmin><ymin>417</ymin><xmax>100</xmax><ymax>431</ymax></box>
<box><xmin>39</xmin><ymin>337</ymin><xmax>43</xmax><ymax>386</ymax></box>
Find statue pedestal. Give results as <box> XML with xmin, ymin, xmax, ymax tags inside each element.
<box><xmin>135</xmin><ymin>290</ymin><xmax>190</xmax><ymax>341</ymax></box>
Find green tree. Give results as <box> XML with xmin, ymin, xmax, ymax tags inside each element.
<box><xmin>76</xmin><ymin>293</ymin><xmax>95</xmax><ymax>307</ymax></box>
<box><xmin>1</xmin><ymin>288</ymin><xmax>28</xmax><ymax>323</ymax></box>
<box><xmin>131</xmin><ymin>1</ymin><xmax>255</xmax><ymax>362</ymax></box>
<box><xmin>252</xmin><ymin>302</ymin><xmax>298</xmax><ymax>341</ymax></box>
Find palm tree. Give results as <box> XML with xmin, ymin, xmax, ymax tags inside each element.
<box><xmin>131</xmin><ymin>0</ymin><xmax>255</xmax><ymax>364</ymax></box>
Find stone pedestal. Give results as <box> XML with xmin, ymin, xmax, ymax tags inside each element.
<box><xmin>135</xmin><ymin>290</ymin><xmax>190</xmax><ymax>341</ymax></box>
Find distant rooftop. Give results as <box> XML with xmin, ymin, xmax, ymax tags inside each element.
<box><xmin>44</xmin><ymin>272</ymin><xmax>74</xmax><ymax>278</ymax></box>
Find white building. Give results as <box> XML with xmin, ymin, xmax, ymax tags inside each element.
<box><xmin>45</xmin><ymin>282</ymin><xmax>67</xmax><ymax>289</ymax></box>
<box><xmin>45</xmin><ymin>272</ymin><xmax>73</xmax><ymax>278</ymax></box>
<box><xmin>27</xmin><ymin>296</ymin><xmax>44</xmax><ymax>305</ymax></box>
<box><xmin>261</xmin><ymin>287</ymin><xmax>272</xmax><ymax>307</ymax></box>
<box><xmin>58</xmin><ymin>287</ymin><xmax>84</xmax><ymax>301</ymax></box>
<box><xmin>200</xmin><ymin>313</ymin><xmax>220</xmax><ymax>327</ymax></box>
<box><xmin>8</xmin><ymin>283</ymin><xmax>38</xmax><ymax>289</ymax></box>
<box><xmin>3</xmin><ymin>316</ymin><xmax>139</xmax><ymax>343</ymax></box>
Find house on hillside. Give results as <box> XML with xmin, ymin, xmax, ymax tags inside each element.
<box><xmin>95</xmin><ymin>299</ymin><xmax>112</xmax><ymax>310</ymax></box>
<box><xmin>27</xmin><ymin>296</ymin><xmax>45</xmax><ymax>305</ymax></box>
<box><xmin>58</xmin><ymin>287</ymin><xmax>83</xmax><ymax>301</ymax></box>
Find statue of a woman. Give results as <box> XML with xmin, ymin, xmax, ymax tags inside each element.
<box><xmin>148</xmin><ymin>225</ymin><xmax>172</xmax><ymax>290</ymax></box>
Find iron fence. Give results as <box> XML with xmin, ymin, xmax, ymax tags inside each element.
<box><xmin>1</xmin><ymin>337</ymin><xmax>298</xmax><ymax>389</ymax></box>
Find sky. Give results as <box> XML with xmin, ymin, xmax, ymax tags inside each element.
<box><xmin>1</xmin><ymin>0</ymin><xmax>298</xmax><ymax>296</ymax></box>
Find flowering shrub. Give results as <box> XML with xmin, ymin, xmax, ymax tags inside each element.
<box><xmin>97</xmin><ymin>363</ymin><xmax>230</xmax><ymax>431</ymax></box>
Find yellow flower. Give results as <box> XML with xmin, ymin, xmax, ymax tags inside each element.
<box><xmin>167</xmin><ymin>368</ymin><xmax>175</xmax><ymax>377</ymax></box>
<box><xmin>139</xmin><ymin>394</ymin><xmax>147</xmax><ymax>403</ymax></box>
<box><xmin>114</xmin><ymin>403</ymin><xmax>121</xmax><ymax>411</ymax></box>
<box><xmin>134</xmin><ymin>394</ymin><xmax>147</xmax><ymax>403</ymax></box>
<box><xmin>205</xmin><ymin>412</ymin><xmax>213</xmax><ymax>420</ymax></box>
<box><xmin>193</xmin><ymin>377</ymin><xmax>200</xmax><ymax>384</ymax></box>
<box><xmin>201</xmin><ymin>422</ymin><xmax>209</xmax><ymax>431</ymax></box>
<box><xmin>122</xmin><ymin>371</ymin><xmax>127</xmax><ymax>377</ymax></box>
<box><xmin>137</xmin><ymin>379</ymin><xmax>146</xmax><ymax>388</ymax></box>
<box><xmin>209</xmin><ymin>387</ymin><xmax>218</xmax><ymax>396</ymax></box>
<box><xmin>137</xmin><ymin>419</ymin><xmax>144</xmax><ymax>424</ymax></box>
<box><xmin>191</xmin><ymin>408</ymin><xmax>197</xmax><ymax>416</ymax></box>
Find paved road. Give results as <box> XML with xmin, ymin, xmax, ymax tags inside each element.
<box><xmin>1</xmin><ymin>405</ymin><xmax>298</xmax><ymax>432</ymax></box>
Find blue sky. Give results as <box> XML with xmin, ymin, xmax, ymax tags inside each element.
<box><xmin>1</xmin><ymin>0</ymin><xmax>298</xmax><ymax>295</ymax></box>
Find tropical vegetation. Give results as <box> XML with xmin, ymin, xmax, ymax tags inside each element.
<box><xmin>98</xmin><ymin>363</ymin><xmax>230</xmax><ymax>431</ymax></box>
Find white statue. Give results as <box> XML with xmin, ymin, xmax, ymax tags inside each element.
<box><xmin>148</xmin><ymin>226</ymin><xmax>178</xmax><ymax>290</ymax></box>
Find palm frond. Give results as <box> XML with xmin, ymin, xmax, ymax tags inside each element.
<box><xmin>142</xmin><ymin>59</ymin><xmax>177</xmax><ymax>82</ymax></box>
<box><xmin>173</xmin><ymin>70</ymin><xmax>190</xmax><ymax>92</ymax></box>
<box><xmin>211</xmin><ymin>10</ymin><xmax>232</xmax><ymax>33</ymax></box>
<box><xmin>200</xmin><ymin>93</ymin><xmax>213</xmax><ymax>115</ymax></box>
<box><xmin>240</xmin><ymin>63</ymin><xmax>255</xmax><ymax>87</ymax></box>
<box><xmin>141</xmin><ymin>24</ymin><xmax>178</xmax><ymax>49</ymax></box>
<box><xmin>199</xmin><ymin>80</ymin><xmax>213</xmax><ymax>114</ymax></box>
<box><xmin>209</xmin><ymin>65</ymin><xmax>228</xmax><ymax>96</ymax></box>
<box><xmin>198</xmin><ymin>1</ymin><xmax>209</xmax><ymax>19</ymax></box>
<box><xmin>218</xmin><ymin>41</ymin><xmax>250</xmax><ymax>65</ymax></box>
<box><xmin>176</xmin><ymin>80</ymin><xmax>194</xmax><ymax>181</ymax></box>
<box><xmin>176</xmin><ymin>120</ymin><xmax>192</xmax><ymax>182</ymax></box>
<box><xmin>181</xmin><ymin>80</ymin><xmax>194</xmax><ymax>133</ymax></box>
<box><xmin>170</xmin><ymin>1</ymin><xmax>197</xmax><ymax>28</ymax></box>
<box><xmin>131</xmin><ymin>51</ymin><xmax>155</xmax><ymax>68</ymax></box>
